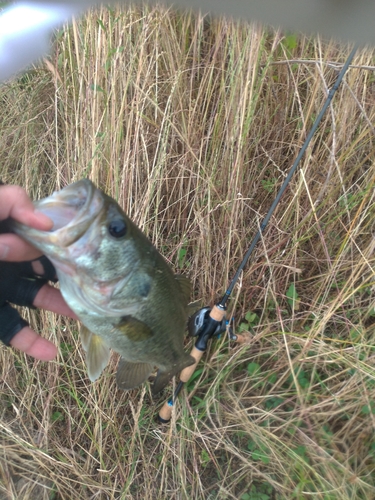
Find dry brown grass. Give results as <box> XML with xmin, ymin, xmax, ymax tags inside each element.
<box><xmin>1</xmin><ymin>5</ymin><xmax>375</xmax><ymax>499</ymax></box>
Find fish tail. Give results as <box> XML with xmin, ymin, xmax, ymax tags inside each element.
<box><xmin>152</xmin><ymin>354</ymin><xmax>195</xmax><ymax>394</ymax></box>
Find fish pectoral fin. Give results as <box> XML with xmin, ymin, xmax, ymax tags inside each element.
<box><xmin>174</xmin><ymin>274</ymin><xmax>191</xmax><ymax>303</ymax></box>
<box><xmin>116</xmin><ymin>315</ymin><xmax>154</xmax><ymax>341</ymax></box>
<box><xmin>116</xmin><ymin>358</ymin><xmax>153</xmax><ymax>390</ymax></box>
<box><xmin>152</xmin><ymin>353</ymin><xmax>195</xmax><ymax>394</ymax></box>
<box><xmin>85</xmin><ymin>332</ymin><xmax>110</xmax><ymax>382</ymax></box>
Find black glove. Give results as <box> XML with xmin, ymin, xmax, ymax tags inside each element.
<box><xmin>0</xmin><ymin>217</ymin><xmax>57</xmax><ymax>346</ymax></box>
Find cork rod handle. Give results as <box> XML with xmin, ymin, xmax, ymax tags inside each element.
<box><xmin>158</xmin><ymin>346</ymin><xmax>205</xmax><ymax>423</ymax></box>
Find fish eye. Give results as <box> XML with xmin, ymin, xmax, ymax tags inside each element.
<box><xmin>108</xmin><ymin>219</ymin><xmax>127</xmax><ymax>238</ymax></box>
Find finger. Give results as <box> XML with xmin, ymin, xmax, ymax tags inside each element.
<box><xmin>0</xmin><ymin>185</ymin><xmax>52</xmax><ymax>229</ymax></box>
<box><xmin>9</xmin><ymin>326</ymin><xmax>57</xmax><ymax>361</ymax></box>
<box><xmin>0</xmin><ymin>233</ymin><xmax>43</xmax><ymax>261</ymax></box>
<box><xmin>33</xmin><ymin>283</ymin><xmax>78</xmax><ymax>319</ymax></box>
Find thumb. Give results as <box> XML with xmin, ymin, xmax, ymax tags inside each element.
<box><xmin>10</xmin><ymin>326</ymin><xmax>57</xmax><ymax>361</ymax></box>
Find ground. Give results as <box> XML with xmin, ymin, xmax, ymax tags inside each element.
<box><xmin>1</xmin><ymin>5</ymin><xmax>375</xmax><ymax>499</ymax></box>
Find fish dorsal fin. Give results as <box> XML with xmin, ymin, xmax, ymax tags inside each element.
<box><xmin>80</xmin><ymin>326</ymin><xmax>110</xmax><ymax>382</ymax></box>
<box><xmin>116</xmin><ymin>358</ymin><xmax>153</xmax><ymax>390</ymax></box>
<box><xmin>187</xmin><ymin>299</ymin><xmax>203</xmax><ymax>315</ymax></box>
<box><xmin>174</xmin><ymin>274</ymin><xmax>191</xmax><ymax>303</ymax></box>
<box><xmin>116</xmin><ymin>316</ymin><xmax>154</xmax><ymax>341</ymax></box>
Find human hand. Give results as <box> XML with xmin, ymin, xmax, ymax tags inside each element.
<box><xmin>0</xmin><ymin>184</ymin><xmax>77</xmax><ymax>360</ymax></box>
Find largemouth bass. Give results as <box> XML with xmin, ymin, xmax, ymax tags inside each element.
<box><xmin>13</xmin><ymin>179</ymin><xmax>194</xmax><ymax>393</ymax></box>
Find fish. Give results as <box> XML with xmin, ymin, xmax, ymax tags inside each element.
<box><xmin>12</xmin><ymin>179</ymin><xmax>195</xmax><ymax>393</ymax></box>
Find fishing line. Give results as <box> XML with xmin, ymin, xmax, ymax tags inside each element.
<box><xmin>219</xmin><ymin>44</ymin><xmax>357</xmax><ymax>308</ymax></box>
<box><xmin>158</xmin><ymin>45</ymin><xmax>357</xmax><ymax>423</ymax></box>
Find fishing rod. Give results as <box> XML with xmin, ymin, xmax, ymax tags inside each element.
<box><xmin>158</xmin><ymin>45</ymin><xmax>357</xmax><ymax>424</ymax></box>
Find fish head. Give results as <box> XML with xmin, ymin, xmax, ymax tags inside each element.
<box><xmin>13</xmin><ymin>179</ymin><xmax>145</xmax><ymax>315</ymax></box>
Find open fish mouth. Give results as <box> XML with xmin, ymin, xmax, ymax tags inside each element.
<box><xmin>15</xmin><ymin>179</ymin><xmax>103</xmax><ymax>249</ymax></box>
<box><xmin>36</xmin><ymin>179</ymin><xmax>94</xmax><ymax>231</ymax></box>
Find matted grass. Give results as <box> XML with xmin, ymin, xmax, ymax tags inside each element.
<box><xmin>1</xmin><ymin>5</ymin><xmax>375</xmax><ymax>499</ymax></box>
